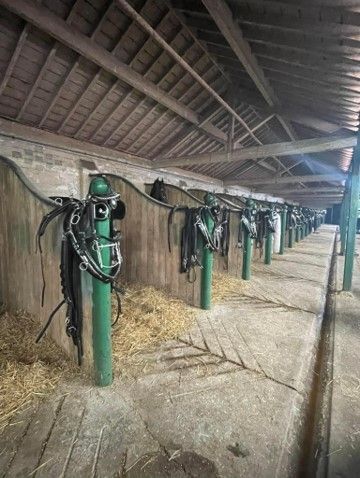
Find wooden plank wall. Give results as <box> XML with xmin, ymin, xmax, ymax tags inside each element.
<box><xmin>187</xmin><ymin>188</ymin><xmax>244</xmax><ymax>277</ymax></box>
<box><xmin>145</xmin><ymin>182</ymin><xmax>204</xmax><ymax>208</ymax></box>
<box><xmin>106</xmin><ymin>175</ymin><xmax>201</xmax><ymax>307</ymax></box>
<box><xmin>0</xmin><ymin>156</ymin><xmax>92</xmax><ymax>368</ymax></box>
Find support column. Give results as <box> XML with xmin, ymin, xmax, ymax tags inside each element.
<box><xmin>264</xmin><ymin>232</ymin><xmax>273</xmax><ymax>265</ymax></box>
<box><xmin>288</xmin><ymin>207</ymin><xmax>294</xmax><ymax>248</ymax></box>
<box><xmin>90</xmin><ymin>177</ymin><xmax>113</xmax><ymax>387</ymax></box>
<box><xmin>279</xmin><ymin>206</ymin><xmax>287</xmax><ymax>255</ymax></box>
<box><xmin>295</xmin><ymin>225</ymin><xmax>300</xmax><ymax>242</ymax></box>
<box><xmin>340</xmin><ymin>185</ymin><xmax>350</xmax><ymax>255</ymax></box>
<box><xmin>201</xmin><ymin>194</ymin><xmax>215</xmax><ymax>309</ymax></box>
<box><xmin>343</xmin><ymin>141</ymin><xmax>360</xmax><ymax>291</ymax></box>
<box><xmin>242</xmin><ymin>199</ymin><xmax>254</xmax><ymax>280</ymax></box>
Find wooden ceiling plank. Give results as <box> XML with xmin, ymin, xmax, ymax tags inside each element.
<box><xmin>115</xmin><ymin>0</ymin><xmax>270</xmax><ymax>144</ymax></box>
<box><xmin>16</xmin><ymin>0</ymin><xmax>82</xmax><ymax>121</ymax></box>
<box><xmin>201</xmin><ymin>0</ymin><xmax>278</xmax><ymax>108</ymax></box>
<box><xmin>152</xmin><ymin>102</ymin><xmax>224</xmax><ymax>158</ymax></box>
<box><xmin>229</xmin><ymin>0</ymin><xmax>360</xmax><ymax>27</ymax></box>
<box><xmin>116</xmin><ymin>0</ymin><xmax>291</xmax><ymax>175</ymax></box>
<box><xmin>200</xmin><ymin>0</ymin><xmax>314</xmax><ymax>179</ymax></box>
<box><xmin>111</xmin><ymin>31</ymin><xmax>207</xmax><ymax>149</ymax></box>
<box><xmin>38</xmin><ymin>0</ymin><xmax>111</xmax><ymax>128</ymax></box>
<box><xmin>58</xmin><ymin>2</ymin><xmax>166</xmax><ymax>135</ymax></box>
<box><xmin>0</xmin><ymin>23</ymin><xmax>31</xmax><ymax>97</ymax></box>
<box><xmin>74</xmin><ymin>10</ymin><xmax>180</xmax><ymax>140</ymax></box>
<box><xmin>0</xmin><ymin>0</ymin><xmax>227</xmax><ymax>143</ymax></box>
<box><xmin>118</xmin><ymin>64</ymin><xmax>221</xmax><ymax>152</ymax></box>
<box><xmin>68</xmin><ymin>6</ymin><xmax>175</xmax><ymax>138</ymax></box>
<box><xmin>236</xmin><ymin>11</ymin><xmax>360</xmax><ymax>38</ymax></box>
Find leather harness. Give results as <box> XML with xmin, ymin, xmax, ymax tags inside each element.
<box><xmin>36</xmin><ymin>177</ymin><xmax>125</xmax><ymax>365</ymax></box>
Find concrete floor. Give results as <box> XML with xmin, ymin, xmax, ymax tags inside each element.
<box><xmin>0</xmin><ymin>226</ymin><xmax>337</xmax><ymax>478</ymax></box>
<box><xmin>327</xmin><ymin>236</ymin><xmax>360</xmax><ymax>478</ymax></box>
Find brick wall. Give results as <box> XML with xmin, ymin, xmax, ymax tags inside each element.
<box><xmin>0</xmin><ymin>134</ymin><xmax>228</xmax><ymax>198</ymax></box>
<box><xmin>0</xmin><ymin>119</ymin><xmax>283</xmax><ymax>202</ymax></box>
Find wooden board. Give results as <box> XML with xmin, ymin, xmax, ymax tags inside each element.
<box><xmin>0</xmin><ymin>156</ymin><xmax>92</xmax><ymax>368</ymax></box>
<box><xmin>108</xmin><ymin>175</ymin><xmax>201</xmax><ymax>307</ymax></box>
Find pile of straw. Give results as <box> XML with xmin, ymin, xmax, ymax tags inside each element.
<box><xmin>0</xmin><ymin>308</ymin><xmax>76</xmax><ymax>428</ymax></box>
<box><xmin>112</xmin><ymin>284</ymin><xmax>194</xmax><ymax>366</ymax></box>
<box><xmin>212</xmin><ymin>272</ymin><xmax>247</xmax><ymax>303</ymax></box>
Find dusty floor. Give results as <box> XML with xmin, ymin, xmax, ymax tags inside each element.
<box><xmin>0</xmin><ymin>226</ymin><xmax>336</xmax><ymax>478</ymax></box>
<box><xmin>327</xmin><ymin>236</ymin><xmax>360</xmax><ymax>477</ymax></box>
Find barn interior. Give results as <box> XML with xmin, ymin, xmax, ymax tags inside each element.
<box><xmin>0</xmin><ymin>0</ymin><xmax>359</xmax><ymax>477</ymax></box>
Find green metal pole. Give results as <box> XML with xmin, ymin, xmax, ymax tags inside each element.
<box><xmin>242</xmin><ymin>199</ymin><xmax>254</xmax><ymax>280</ymax></box>
<box><xmin>340</xmin><ymin>187</ymin><xmax>349</xmax><ymax>255</ymax></box>
<box><xmin>295</xmin><ymin>225</ymin><xmax>300</xmax><ymax>243</ymax></box>
<box><xmin>90</xmin><ymin>177</ymin><xmax>113</xmax><ymax>387</ymax></box>
<box><xmin>288</xmin><ymin>208</ymin><xmax>294</xmax><ymax>249</ymax></box>
<box><xmin>201</xmin><ymin>193</ymin><xmax>215</xmax><ymax>309</ymax></box>
<box><xmin>343</xmin><ymin>143</ymin><xmax>360</xmax><ymax>291</ymax></box>
<box><xmin>264</xmin><ymin>231</ymin><xmax>273</xmax><ymax>265</ymax></box>
<box><xmin>279</xmin><ymin>206</ymin><xmax>287</xmax><ymax>255</ymax></box>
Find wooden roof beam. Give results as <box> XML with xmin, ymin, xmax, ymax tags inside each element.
<box><xmin>1</xmin><ymin>0</ymin><xmax>227</xmax><ymax>144</ymax></box>
<box><xmin>115</xmin><ymin>0</ymin><xmax>269</xmax><ymax>145</ymax></box>
<box><xmin>154</xmin><ymin>134</ymin><xmax>357</xmax><ymax>169</ymax></box>
<box><xmin>201</xmin><ymin>0</ymin><xmax>278</xmax><ymax>108</ymax></box>
<box><xmin>259</xmin><ymin>187</ymin><xmax>344</xmax><ymax>195</ymax></box>
<box><xmin>116</xmin><ymin>0</ymin><xmax>291</xmax><ymax>175</ymax></box>
<box><xmin>199</xmin><ymin>0</ymin><xmax>337</xmax><ymax>178</ymax></box>
<box><xmin>225</xmin><ymin>174</ymin><xmax>347</xmax><ymax>188</ymax></box>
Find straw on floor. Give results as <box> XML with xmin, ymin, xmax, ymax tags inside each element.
<box><xmin>112</xmin><ymin>284</ymin><xmax>195</xmax><ymax>367</ymax></box>
<box><xmin>212</xmin><ymin>272</ymin><xmax>247</xmax><ymax>303</ymax></box>
<box><xmin>0</xmin><ymin>308</ymin><xmax>76</xmax><ymax>428</ymax></box>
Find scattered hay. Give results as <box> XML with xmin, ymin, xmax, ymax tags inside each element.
<box><xmin>0</xmin><ymin>308</ymin><xmax>77</xmax><ymax>428</ymax></box>
<box><xmin>112</xmin><ymin>284</ymin><xmax>195</xmax><ymax>366</ymax></box>
<box><xmin>212</xmin><ymin>272</ymin><xmax>247</xmax><ymax>303</ymax></box>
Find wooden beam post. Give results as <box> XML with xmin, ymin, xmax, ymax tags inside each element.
<box><xmin>154</xmin><ymin>135</ymin><xmax>357</xmax><ymax>169</ymax></box>
<box><xmin>225</xmin><ymin>173</ymin><xmax>347</xmax><ymax>187</ymax></box>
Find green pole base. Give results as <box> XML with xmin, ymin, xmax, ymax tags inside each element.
<box><xmin>279</xmin><ymin>208</ymin><xmax>287</xmax><ymax>255</ymax></box>
<box><xmin>264</xmin><ymin>233</ymin><xmax>273</xmax><ymax>265</ymax></box>
<box><xmin>288</xmin><ymin>230</ymin><xmax>294</xmax><ymax>248</ymax></box>
<box><xmin>242</xmin><ymin>233</ymin><xmax>252</xmax><ymax>280</ymax></box>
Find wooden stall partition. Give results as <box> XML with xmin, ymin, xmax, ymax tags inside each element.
<box><xmin>105</xmin><ymin>175</ymin><xmax>201</xmax><ymax>307</ymax></box>
<box><xmin>145</xmin><ymin>182</ymin><xmax>204</xmax><ymax>208</ymax></box>
<box><xmin>187</xmin><ymin>189</ymin><xmax>243</xmax><ymax>277</ymax></box>
<box><xmin>217</xmin><ymin>193</ymin><xmax>246</xmax><ymax>209</ymax></box>
<box><xmin>0</xmin><ymin>156</ymin><xmax>92</xmax><ymax>368</ymax></box>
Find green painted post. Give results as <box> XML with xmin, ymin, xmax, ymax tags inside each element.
<box><xmin>242</xmin><ymin>199</ymin><xmax>254</xmax><ymax>280</ymax></box>
<box><xmin>264</xmin><ymin>230</ymin><xmax>273</xmax><ymax>265</ymax></box>
<box><xmin>201</xmin><ymin>193</ymin><xmax>215</xmax><ymax>309</ymax></box>
<box><xmin>279</xmin><ymin>206</ymin><xmax>287</xmax><ymax>255</ymax></box>
<box><xmin>343</xmin><ymin>142</ymin><xmax>360</xmax><ymax>291</ymax></box>
<box><xmin>295</xmin><ymin>225</ymin><xmax>300</xmax><ymax>242</ymax></box>
<box><xmin>340</xmin><ymin>187</ymin><xmax>349</xmax><ymax>255</ymax></box>
<box><xmin>288</xmin><ymin>208</ymin><xmax>294</xmax><ymax>249</ymax></box>
<box><xmin>90</xmin><ymin>177</ymin><xmax>113</xmax><ymax>387</ymax></box>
